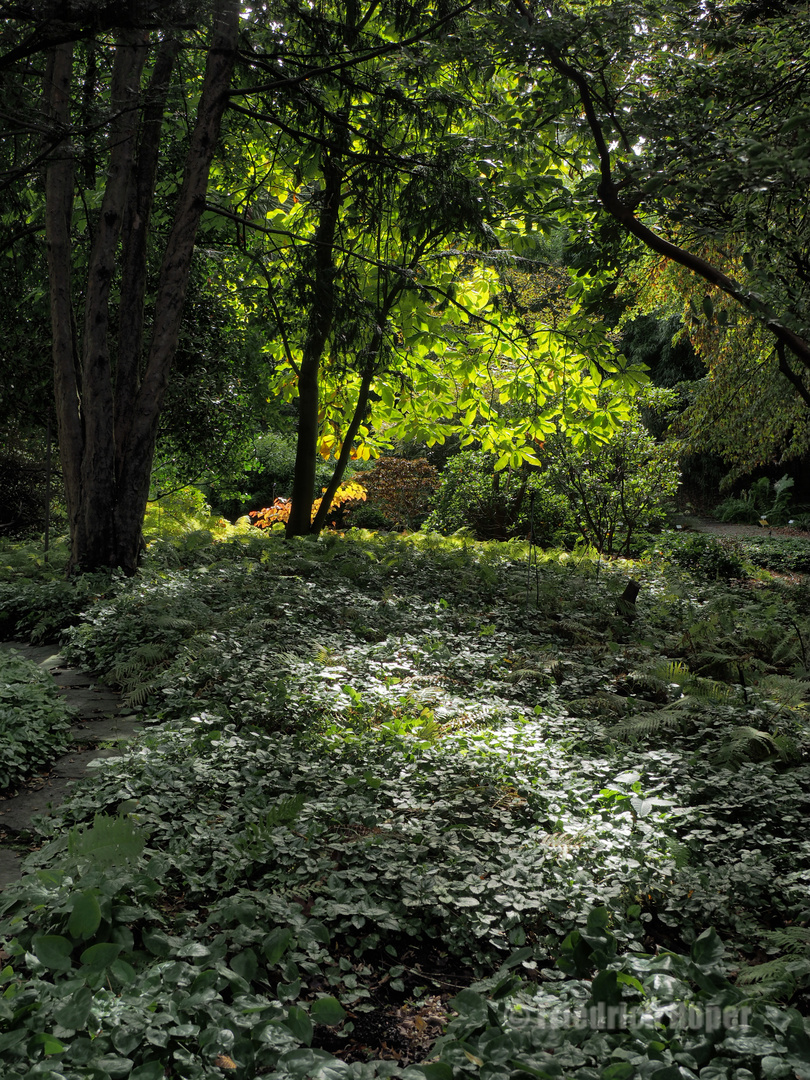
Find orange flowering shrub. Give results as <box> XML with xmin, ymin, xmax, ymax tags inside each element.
<box><xmin>249</xmin><ymin>480</ymin><xmax>366</xmax><ymax>530</ymax></box>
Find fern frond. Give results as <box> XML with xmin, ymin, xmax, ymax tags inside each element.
<box><xmin>667</xmin><ymin>838</ymin><xmax>691</xmax><ymax>868</ymax></box>
<box><xmin>263</xmin><ymin>793</ymin><xmax>306</xmax><ymax>826</ymax></box>
<box><xmin>757</xmin><ymin>674</ymin><xmax>809</xmax><ymax>710</ymax></box>
<box><xmin>110</xmin><ymin>659</ymin><xmax>143</xmax><ymax>681</ymax></box>
<box><xmin>610</xmin><ymin>709</ymin><xmax>682</xmax><ymax>739</ymax></box>
<box><xmin>509</xmin><ymin>667</ymin><xmax>553</xmax><ymax>684</ymax></box>
<box><xmin>151</xmin><ymin>615</ymin><xmax>196</xmax><ymax>632</ymax></box>
<box><xmin>649</xmin><ymin>660</ymin><xmax>691</xmax><ymax>688</ymax></box>
<box><xmin>124</xmin><ymin>679</ymin><xmax>162</xmax><ymax>707</ymax></box>
<box><xmin>772</xmin><ymin>635</ymin><xmax>803</xmax><ymax>667</ymax></box>
<box><xmin>760</xmin><ymin>926</ymin><xmax>810</xmax><ymax>953</ymax></box>
<box><xmin>133</xmin><ymin>642</ymin><xmax>173</xmax><ymax>664</ymax></box>
<box><xmin>68</xmin><ymin>813</ymin><xmax>146</xmax><ymax>868</ymax></box>
<box><xmin>715</xmin><ymin>725</ymin><xmax>796</xmax><ymax>766</ymax></box>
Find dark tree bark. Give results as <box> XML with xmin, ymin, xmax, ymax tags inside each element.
<box><xmin>286</xmin><ymin>137</ymin><xmax>347</xmax><ymax>538</ymax></box>
<box><xmin>44</xmin><ymin>1</ymin><xmax>239</xmax><ymax>574</ymax></box>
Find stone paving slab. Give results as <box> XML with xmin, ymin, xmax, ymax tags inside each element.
<box><xmin>71</xmin><ymin>715</ymin><xmax>142</xmax><ymax>744</ymax></box>
<box><xmin>51</xmin><ymin>746</ymin><xmax>125</xmax><ymax>780</ymax></box>
<box><xmin>0</xmin><ymin>778</ymin><xmax>73</xmax><ymax>832</ymax></box>
<box><xmin>0</xmin><ymin>850</ymin><xmax>22</xmax><ymax>889</ymax></box>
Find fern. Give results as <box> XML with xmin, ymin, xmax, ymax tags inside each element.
<box><xmin>151</xmin><ymin>615</ymin><xmax>196</xmax><ymax>632</ymax></box>
<box><xmin>667</xmin><ymin>838</ymin><xmax>691</xmax><ymax>869</ymax></box>
<box><xmin>760</xmin><ymin>926</ymin><xmax>810</xmax><ymax>954</ymax></box>
<box><xmin>124</xmin><ymin>678</ymin><xmax>164</xmax><ymax>708</ymax></box>
<box><xmin>610</xmin><ymin>709</ymin><xmax>682</xmax><ymax>740</ymax></box>
<box><xmin>756</xmin><ymin>673</ymin><xmax>809</xmax><ymax>710</ymax></box>
<box><xmin>735</xmin><ymin>925</ymin><xmax>810</xmax><ymax>1001</ymax></box>
<box><xmin>235</xmin><ymin>795</ymin><xmax>307</xmax><ymax>858</ymax></box>
<box><xmin>508</xmin><ymin>666</ymin><xmax>553</xmax><ymax>685</ymax></box>
<box><xmin>715</xmin><ymin>726</ymin><xmax>800</xmax><ymax>766</ymax></box>
<box><xmin>647</xmin><ymin>660</ymin><xmax>732</xmax><ymax>702</ymax></box>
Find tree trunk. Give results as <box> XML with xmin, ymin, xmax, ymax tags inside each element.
<box><xmin>46</xmin><ymin>41</ymin><xmax>82</xmax><ymax>555</ymax></box>
<box><xmin>310</xmin><ymin>360</ymin><xmax>376</xmax><ymax>534</ymax></box>
<box><xmin>114</xmin><ymin>1</ymin><xmax>239</xmax><ymax>573</ymax></box>
<box><xmin>286</xmin><ymin>138</ymin><xmax>346</xmax><ymax>538</ymax></box>
<box><xmin>77</xmin><ymin>30</ymin><xmax>148</xmax><ymax>571</ymax></box>
<box><xmin>45</xmin><ymin>3</ymin><xmax>240</xmax><ymax>575</ymax></box>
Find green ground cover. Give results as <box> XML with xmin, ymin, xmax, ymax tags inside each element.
<box><xmin>0</xmin><ymin>649</ymin><xmax>74</xmax><ymax>794</ymax></box>
<box><xmin>1</xmin><ymin>529</ymin><xmax>810</xmax><ymax>1078</ymax></box>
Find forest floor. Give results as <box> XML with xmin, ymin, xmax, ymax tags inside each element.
<box><xmin>1</xmin><ymin>526</ymin><xmax>810</xmax><ymax>1078</ymax></box>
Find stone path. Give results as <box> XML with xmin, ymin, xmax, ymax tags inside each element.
<box><xmin>0</xmin><ymin>642</ymin><xmax>141</xmax><ymax>889</ymax></box>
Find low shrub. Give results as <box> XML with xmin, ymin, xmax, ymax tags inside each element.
<box><xmin>648</xmin><ymin>533</ymin><xmax>747</xmax><ymax>580</ymax></box>
<box><xmin>543</xmin><ymin>425</ymin><xmax>680</xmax><ymax>557</ymax></box>
<box><xmin>352</xmin><ymin>457</ymin><xmax>439</xmax><ymax>531</ymax></box>
<box><xmin>0</xmin><ymin>648</ymin><xmax>74</xmax><ymax>792</ymax></box>
<box><xmin>424</xmin><ymin>450</ymin><xmax>576</xmax><ymax>544</ymax></box>
<box><xmin>0</xmin><ymin>573</ymin><xmax>118</xmax><ymax>643</ymax></box>
<box><xmin>739</xmin><ymin>538</ymin><xmax>810</xmax><ymax>575</ymax></box>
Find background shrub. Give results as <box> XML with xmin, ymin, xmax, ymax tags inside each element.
<box><xmin>650</xmin><ymin>533</ymin><xmax>747</xmax><ymax>580</ymax></box>
<box><xmin>543</xmin><ymin>422</ymin><xmax>680</xmax><ymax>556</ymax></box>
<box><xmin>423</xmin><ymin>450</ymin><xmax>576</xmax><ymax>544</ymax></box>
<box><xmin>715</xmin><ymin>474</ymin><xmax>803</xmax><ymax>527</ymax></box>
<box><xmin>352</xmin><ymin>457</ymin><xmax>439</xmax><ymax>531</ymax></box>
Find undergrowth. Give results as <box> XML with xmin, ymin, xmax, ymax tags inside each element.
<box><xmin>1</xmin><ymin>528</ymin><xmax>810</xmax><ymax>1077</ymax></box>
<box><xmin>0</xmin><ymin>648</ymin><xmax>74</xmax><ymax>793</ymax></box>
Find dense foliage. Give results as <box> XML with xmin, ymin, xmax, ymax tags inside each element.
<box><xmin>1</xmin><ymin>527</ymin><xmax>810</xmax><ymax>1076</ymax></box>
<box><xmin>0</xmin><ymin>649</ymin><xmax>74</xmax><ymax>793</ymax></box>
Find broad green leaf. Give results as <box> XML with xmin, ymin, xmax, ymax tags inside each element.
<box><xmin>142</xmin><ymin>929</ymin><xmax>171</xmax><ymax>957</ymax></box>
<box><xmin>54</xmin><ymin>986</ymin><xmax>92</xmax><ymax>1029</ymax></box>
<box><xmin>311</xmin><ymin>996</ymin><xmax>347</xmax><ymax>1026</ymax></box>
<box><xmin>230</xmin><ymin>948</ymin><xmax>259</xmax><ymax>982</ymax></box>
<box><xmin>603</xmin><ymin>1065</ymin><xmax>634</xmax><ymax>1080</ymax></box>
<box><xmin>286</xmin><ymin>1005</ymin><xmax>314</xmax><ymax>1045</ymax></box>
<box><xmin>88</xmin><ymin>1055</ymin><xmax>134</xmax><ymax>1077</ymax></box>
<box><xmin>32</xmin><ymin>934</ymin><xmax>74</xmax><ymax>971</ymax></box>
<box><xmin>31</xmin><ymin>1033</ymin><xmax>66</xmax><ymax>1055</ymax></box>
<box><xmin>131</xmin><ymin>1064</ymin><xmax>167</xmax><ymax>1080</ymax></box>
<box><xmin>690</xmin><ymin>928</ymin><xmax>725</xmax><ymax>969</ymax></box>
<box><xmin>586</xmin><ymin>906</ymin><xmax>610</xmax><ymax>933</ymax></box>
<box><xmin>80</xmin><ymin>942</ymin><xmax>123</xmax><ymax>972</ymax></box>
<box><xmin>421</xmin><ymin>1066</ymin><xmax>453</xmax><ymax>1080</ymax></box>
<box><xmin>68</xmin><ymin>890</ymin><xmax>102</xmax><ymax>940</ymax></box>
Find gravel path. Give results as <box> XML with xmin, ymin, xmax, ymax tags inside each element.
<box><xmin>682</xmin><ymin>516</ymin><xmax>810</xmax><ymax>541</ymax></box>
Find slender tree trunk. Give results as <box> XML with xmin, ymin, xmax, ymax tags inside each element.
<box><xmin>310</xmin><ymin>360</ymin><xmax>376</xmax><ymax>534</ymax></box>
<box><xmin>286</xmin><ymin>139</ymin><xmax>346</xmax><ymax>538</ymax></box>
<box><xmin>115</xmin><ymin>35</ymin><xmax>181</xmax><ymax>464</ymax></box>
